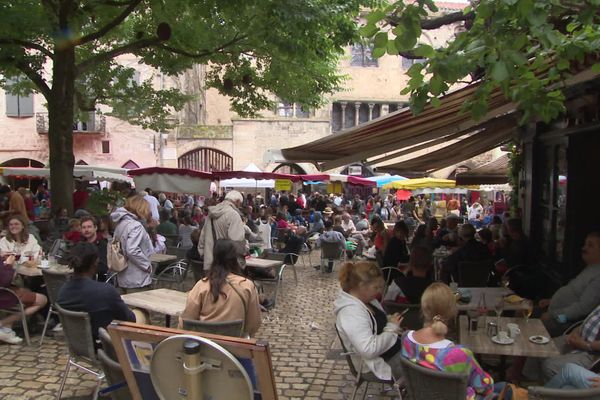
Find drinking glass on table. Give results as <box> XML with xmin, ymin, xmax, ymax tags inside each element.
<box><xmin>494</xmin><ymin>297</ymin><xmax>505</xmax><ymax>327</ymax></box>
<box><xmin>522</xmin><ymin>299</ymin><xmax>533</xmax><ymax>323</ymax></box>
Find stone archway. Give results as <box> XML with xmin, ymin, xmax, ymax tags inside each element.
<box><xmin>178</xmin><ymin>147</ymin><xmax>232</xmax><ymax>172</ymax></box>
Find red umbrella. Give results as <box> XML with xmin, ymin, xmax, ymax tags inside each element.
<box><xmin>395</xmin><ymin>190</ymin><xmax>412</xmax><ymax>201</ymax></box>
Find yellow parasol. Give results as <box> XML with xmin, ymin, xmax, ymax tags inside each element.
<box><xmin>382</xmin><ymin>177</ymin><xmax>458</xmax><ymax>190</ymax></box>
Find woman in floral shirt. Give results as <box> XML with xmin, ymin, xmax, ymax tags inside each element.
<box><xmin>401</xmin><ymin>283</ymin><xmax>497</xmax><ymax>399</ymax></box>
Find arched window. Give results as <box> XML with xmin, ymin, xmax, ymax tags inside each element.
<box><xmin>272</xmin><ymin>163</ymin><xmax>307</xmax><ymax>175</ymax></box>
<box><xmin>178</xmin><ymin>147</ymin><xmax>232</xmax><ymax>172</ymax></box>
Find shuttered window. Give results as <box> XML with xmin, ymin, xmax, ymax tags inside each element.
<box><xmin>5</xmin><ymin>77</ymin><xmax>34</xmax><ymax>117</ymax></box>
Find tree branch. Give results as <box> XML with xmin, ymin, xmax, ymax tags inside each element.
<box><xmin>77</xmin><ymin>0</ymin><xmax>143</xmax><ymax>46</ymax></box>
<box><xmin>387</xmin><ymin>10</ymin><xmax>475</xmax><ymax>30</ymax></box>
<box><xmin>0</xmin><ymin>39</ymin><xmax>54</xmax><ymax>59</ymax></box>
<box><xmin>0</xmin><ymin>55</ymin><xmax>52</xmax><ymax>98</ymax></box>
<box><xmin>157</xmin><ymin>33</ymin><xmax>248</xmax><ymax>59</ymax></box>
<box><xmin>76</xmin><ymin>37</ymin><xmax>160</xmax><ymax>73</ymax></box>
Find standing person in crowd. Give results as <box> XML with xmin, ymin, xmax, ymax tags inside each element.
<box><xmin>181</xmin><ymin>240</ymin><xmax>261</xmax><ymax>337</ymax></box>
<box><xmin>447</xmin><ymin>196</ymin><xmax>460</xmax><ymax>216</ymax></box>
<box><xmin>0</xmin><ymin>215</ymin><xmax>41</xmax><ymax>259</ymax></box>
<box><xmin>468</xmin><ymin>200</ymin><xmax>484</xmax><ymax>228</ymax></box>
<box><xmin>0</xmin><ymin>255</ymin><xmax>47</xmax><ymax>344</ymax></box>
<box><xmin>57</xmin><ymin>243</ymin><xmax>136</xmax><ymax>340</ymax></box>
<box><xmin>142</xmin><ymin>189</ymin><xmax>160</xmax><ymax>223</ymax></box>
<box><xmin>80</xmin><ymin>216</ymin><xmax>108</xmax><ymax>282</ymax></box>
<box><xmin>9</xmin><ymin>189</ymin><xmax>29</xmax><ymax>224</ymax></box>
<box><xmin>198</xmin><ymin>190</ymin><xmax>246</xmax><ymax>271</ymax></box>
<box><xmin>178</xmin><ymin>216</ymin><xmax>197</xmax><ymax>248</ymax></box>
<box><xmin>334</xmin><ymin>262</ymin><xmax>404</xmax><ymax>381</ymax></box>
<box><xmin>402</xmin><ymin>196</ymin><xmax>422</xmax><ymax>236</ymax></box>
<box><xmin>110</xmin><ymin>195</ymin><xmax>154</xmax><ymax>293</ymax></box>
<box><xmin>421</xmin><ymin>199</ymin><xmax>432</xmax><ymax>222</ymax></box>
<box><xmin>156</xmin><ymin>209</ymin><xmax>178</xmax><ymax>237</ymax></box>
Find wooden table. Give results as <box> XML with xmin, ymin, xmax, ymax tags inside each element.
<box><xmin>457</xmin><ymin>287</ymin><xmax>530</xmax><ymax>312</ymax></box>
<box><xmin>245</xmin><ymin>258</ymin><xmax>283</xmax><ymax>269</ymax></box>
<box><xmin>15</xmin><ymin>263</ymin><xmax>71</xmax><ymax>277</ymax></box>
<box><xmin>121</xmin><ymin>288</ymin><xmax>187</xmax><ymax>327</ymax></box>
<box><xmin>458</xmin><ymin>315</ymin><xmax>560</xmax><ymax>358</ymax></box>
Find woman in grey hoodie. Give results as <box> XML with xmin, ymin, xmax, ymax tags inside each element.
<box><xmin>111</xmin><ymin>195</ymin><xmax>154</xmax><ymax>292</ymax></box>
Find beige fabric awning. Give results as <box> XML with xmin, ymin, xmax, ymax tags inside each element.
<box><xmin>455</xmin><ymin>154</ymin><xmax>510</xmax><ymax>185</ymax></box>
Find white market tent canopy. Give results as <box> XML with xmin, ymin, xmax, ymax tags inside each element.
<box><xmin>128</xmin><ymin>167</ymin><xmax>212</xmax><ymax>195</ymax></box>
<box><xmin>0</xmin><ymin>165</ymin><xmax>133</xmax><ymax>183</ymax></box>
<box><xmin>220</xmin><ymin>163</ymin><xmax>274</xmax><ymax>188</ymax></box>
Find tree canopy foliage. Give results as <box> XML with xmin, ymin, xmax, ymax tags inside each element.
<box><xmin>0</xmin><ymin>0</ymin><xmax>371</xmax><ymax>210</ymax></box>
<box><xmin>364</xmin><ymin>0</ymin><xmax>600</xmax><ymax>124</ymax></box>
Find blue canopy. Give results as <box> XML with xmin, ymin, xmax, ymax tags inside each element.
<box><xmin>365</xmin><ymin>175</ymin><xmax>407</xmax><ymax>188</ymax></box>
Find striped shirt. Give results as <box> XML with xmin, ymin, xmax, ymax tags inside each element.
<box><xmin>581</xmin><ymin>304</ymin><xmax>600</xmax><ymax>345</ymax></box>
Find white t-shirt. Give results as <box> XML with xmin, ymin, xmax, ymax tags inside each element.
<box><xmin>406</xmin><ymin>330</ymin><xmax>453</xmax><ymax>349</ymax></box>
<box><xmin>144</xmin><ymin>195</ymin><xmax>160</xmax><ymax>221</ymax></box>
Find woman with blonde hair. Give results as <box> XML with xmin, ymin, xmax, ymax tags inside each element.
<box><xmin>401</xmin><ymin>282</ymin><xmax>498</xmax><ymax>399</ymax></box>
<box><xmin>334</xmin><ymin>261</ymin><xmax>404</xmax><ymax>381</ymax></box>
<box><xmin>110</xmin><ymin>194</ymin><xmax>154</xmax><ymax>292</ymax></box>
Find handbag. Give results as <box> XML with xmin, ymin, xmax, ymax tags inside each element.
<box><xmin>107</xmin><ymin>222</ymin><xmax>128</xmax><ymax>272</ymax></box>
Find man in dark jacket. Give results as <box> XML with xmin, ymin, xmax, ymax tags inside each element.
<box><xmin>442</xmin><ymin>223</ymin><xmax>491</xmax><ymax>283</ymax></box>
<box><xmin>80</xmin><ymin>216</ymin><xmax>108</xmax><ymax>282</ymax></box>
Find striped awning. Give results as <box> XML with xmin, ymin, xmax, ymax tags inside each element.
<box><xmin>455</xmin><ymin>154</ymin><xmax>510</xmax><ymax>185</ymax></box>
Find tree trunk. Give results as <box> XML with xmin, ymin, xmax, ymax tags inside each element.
<box><xmin>48</xmin><ymin>46</ymin><xmax>76</xmax><ymax>214</ymax></box>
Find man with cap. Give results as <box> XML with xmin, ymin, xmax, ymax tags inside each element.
<box><xmin>198</xmin><ymin>190</ymin><xmax>246</xmax><ymax>271</ymax></box>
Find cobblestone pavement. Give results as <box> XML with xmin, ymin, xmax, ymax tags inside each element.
<box><xmin>0</xmin><ymin>252</ymin><xmax>397</xmax><ymax>399</ymax></box>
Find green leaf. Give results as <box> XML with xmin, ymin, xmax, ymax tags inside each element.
<box><xmin>372</xmin><ymin>47</ymin><xmax>386</xmax><ymax>59</ymax></box>
<box><xmin>556</xmin><ymin>59</ymin><xmax>570</xmax><ymax>71</ymax></box>
<box><xmin>386</xmin><ymin>41</ymin><xmax>399</xmax><ymax>55</ymax></box>
<box><xmin>366</xmin><ymin>9</ymin><xmax>386</xmax><ymax>24</ymax></box>
<box><xmin>400</xmin><ymin>86</ymin><xmax>412</xmax><ymax>95</ymax></box>
<box><xmin>358</xmin><ymin>23</ymin><xmax>379</xmax><ymax>38</ymax></box>
<box><xmin>429</xmin><ymin>75</ymin><xmax>444</xmax><ymax>95</ymax></box>
<box><xmin>413</xmin><ymin>44</ymin><xmax>435</xmax><ymax>58</ymax></box>
<box><xmin>491</xmin><ymin>61</ymin><xmax>509</xmax><ymax>82</ymax></box>
<box><xmin>430</xmin><ymin>97</ymin><xmax>441</xmax><ymax>108</ymax></box>
<box><xmin>374</xmin><ymin>32</ymin><xmax>388</xmax><ymax>48</ymax></box>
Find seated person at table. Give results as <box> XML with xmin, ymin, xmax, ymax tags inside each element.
<box><xmin>523</xmin><ymin>302</ymin><xmax>600</xmax><ymax>383</ymax></box>
<box><xmin>441</xmin><ymin>223</ymin><xmax>491</xmax><ymax>284</ymax></box>
<box><xmin>0</xmin><ymin>255</ymin><xmax>47</xmax><ymax>344</ymax></box>
<box><xmin>317</xmin><ymin>220</ymin><xmax>346</xmax><ymax>273</ymax></box>
<box><xmin>545</xmin><ymin>363</ymin><xmax>600</xmax><ymax>390</ymax></box>
<box><xmin>433</xmin><ymin>213</ymin><xmax>459</xmax><ymax>248</ymax></box>
<box><xmin>275</xmin><ymin>212</ymin><xmax>290</xmax><ymax>230</ymax></box>
<box><xmin>334</xmin><ymin>261</ymin><xmax>404</xmax><ymax>381</ymax></box>
<box><xmin>80</xmin><ymin>216</ymin><xmax>108</xmax><ymax>282</ymax></box>
<box><xmin>57</xmin><ymin>243</ymin><xmax>136</xmax><ymax>341</ymax></box>
<box><xmin>156</xmin><ymin>209</ymin><xmax>178</xmax><ymax>237</ymax></box>
<box><xmin>307</xmin><ymin>211</ymin><xmax>324</xmax><ymax>238</ymax></box>
<box><xmin>495</xmin><ymin>218</ymin><xmax>535</xmax><ymax>272</ymax></box>
<box><xmin>180</xmin><ymin>239</ymin><xmax>261</xmax><ymax>336</ymax></box>
<box><xmin>355</xmin><ymin>212</ymin><xmax>370</xmax><ymax>233</ymax></box>
<box><xmin>148</xmin><ymin>227</ymin><xmax>167</xmax><ymax>254</ymax></box>
<box><xmin>382</xmin><ymin>221</ymin><xmax>410</xmax><ymax>269</ymax></box>
<box><xmin>332</xmin><ymin>215</ymin><xmax>346</xmax><ymax>237</ymax></box>
<box><xmin>0</xmin><ymin>215</ymin><xmax>42</xmax><ymax>260</ymax></box>
<box><xmin>62</xmin><ymin>218</ymin><xmax>82</xmax><ymax>243</ymax></box>
<box><xmin>401</xmin><ymin>283</ymin><xmax>515</xmax><ymax>399</ymax></box>
<box><xmin>394</xmin><ymin>246</ymin><xmax>433</xmax><ymax>304</ymax></box>
<box><xmin>537</xmin><ymin>231</ymin><xmax>600</xmax><ymax>337</ymax></box>
<box><xmin>291</xmin><ymin>209</ymin><xmax>306</xmax><ymax>227</ymax></box>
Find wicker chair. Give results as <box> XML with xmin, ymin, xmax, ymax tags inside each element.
<box><xmin>528</xmin><ymin>386</ymin><xmax>600</xmax><ymax>399</ymax></box>
<box><xmin>40</xmin><ymin>269</ymin><xmax>69</xmax><ymax>346</ymax></box>
<box><xmin>0</xmin><ymin>287</ymin><xmax>30</xmax><ymax>345</ymax></box>
<box><xmin>55</xmin><ymin>303</ymin><xmax>104</xmax><ymax>400</ymax></box>
<box><xmin>399</xmin><ymin>355</ymin><xmax>468</xmax><ymax>400</ymax></box>
<box><xmin>181</xmin><ymin>318</ymin><xmax>245</xmax><ymax>338</ymax></box>
<box><xmin>98</xmin><ymin>327</ymin><xmax>117</xmax><ymax>361</ymax></box>
<box><xmin>334</xmin><ymin>325</ymin><xmax>398</xmax><ymax>400</ymax></box>
<box><xmin>97</xmin><ymin>349</ymin><xmax>131</xmax><ymax>400</ymax></box>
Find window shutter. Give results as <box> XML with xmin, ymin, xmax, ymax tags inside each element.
<box><xmin>18</xmin><ymin>94</ymin><xmax>34</xmax><ymax>117</ymax></box>
<box><xmin>5</xmin><ymin>91</ymin><xmax>19</xmax><ymax>116</ymax></box>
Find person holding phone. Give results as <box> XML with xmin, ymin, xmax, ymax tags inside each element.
<box><xmin>334</xmin><ymin>261</ymin><xmax>405</xmax><ymax>381</ymax></box>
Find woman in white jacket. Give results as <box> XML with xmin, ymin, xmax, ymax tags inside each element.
<box><xmin>333</xmin><ymin>261</ymin><xmax>404</xmax><ymax>381</ymax></box>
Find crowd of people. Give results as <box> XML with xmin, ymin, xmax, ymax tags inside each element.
<box><xmin>1</xmin><ymin>181</ymin><xmax>599</xmax><ymax>398</ymax></box>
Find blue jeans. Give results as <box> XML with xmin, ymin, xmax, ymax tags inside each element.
<box><xmin>545</xmin><ymin>363</ymin><xmax>598</xmax><ymax>389</ymax></box>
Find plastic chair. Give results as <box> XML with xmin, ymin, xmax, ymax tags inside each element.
<box><xmin>527</xmin><ymin>386</ymin><xmax>600</xmax><ymax>399</ymax></box>
<box><xmin>40</xmin><ymin>269</ymin><xmax>69</xmax><ymax>346</ymax></box>
<box><xmin>153</xmin><ymin>260</ymin><xmax>188</xmax><ymax>291</ymax></box>
<box><xmin>0</xmin><ymin>287</ymin><xmax>31</xmax><ymax>345</ymax></box>
<box><xmin>457</xmin><ymin>260</ymin><xmax>493</xmax><ymax>287</ymax></box>
<box><xmin>334</xmin><ymin>324</ymin><xmax>398</xmax><ymax>400</ymax></box>
<box><xmin>319</xmin><ymin>241</ymin><xmax>345</xmax><ymax>273</ymax></box>
<box><xmin>97</xmin><ymin>349</ymin><xmax>131</xmax><ymax>400</ymax></box>
<box><xmin>181</xmin><ymin>318</ymin><xmax>245</xmax><ymax>338</ymax></box>
<box><xmin>399</xmin><ymin>355</ymin><xmax>468</xmax><ymax>400</ymax></box>
<box><xmin>55</xmin><ymin>303</ymin><xmax>104</xmax><ymax>400</ymax></box>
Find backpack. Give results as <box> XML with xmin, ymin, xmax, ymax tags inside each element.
<box><xmin>107</xmin><ymin>222</ymin><xmax>128</xmax><ymax>272</ymax></box>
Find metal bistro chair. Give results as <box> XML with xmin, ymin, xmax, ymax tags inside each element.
<box><xmin>153</xmin><ymin>258</ymin><xmax>188</xmax><ymax>291</ymax></box>
<box><xmin>40</xmin><ymin>269</ymin><xmax>69</xmax><ymax>346</ymax></box>
<box><xmin>251</xmin><ymin>254</ymin><xmax>289</xmax><ymax>308</ymax></box>
<box><xmin>97</xmin><ymin>349</ymin><xmax>131</xmax><ymax>400</ymax></box>
<box><xmin>319</xmin><ymin>241</ymin><xmax>345</xmax><ymax>273</ymax></box>
<box><xmin>457</xmin><ymin>260</ymin><xmax>494</xmax><ymax>287</ymax></box>
<box><xmin>399</xmin><ymin>355</ymin><xmax>468</xmax><ymax>400</ymax></box>
<box><xmin>334</xmin><ymin>324</ymin><xmax>399</xmax><ymax>400</ymax></box>
<box><xmin>182</xmin><ymin>318</ymin><xmax>245</xmax><ymax>338</ymax></box>
<box><xmin>528</xmin><ymin>386</ymin><xmax>600</xmax><ymax>399</ymax></box>
<box><xmin>0</xmin><ymin>287</ymin><xmax>31</xmax><ymax>345</ymax></box>
<box><xmin>263</xmin><ymin>251</ymin><xmax>298</xmax><ymax>284</ymax></box>
<box><xmin>55</xmin><ymin>303</ymin><xmax>104</xmax><ymax>400</ymax></box>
